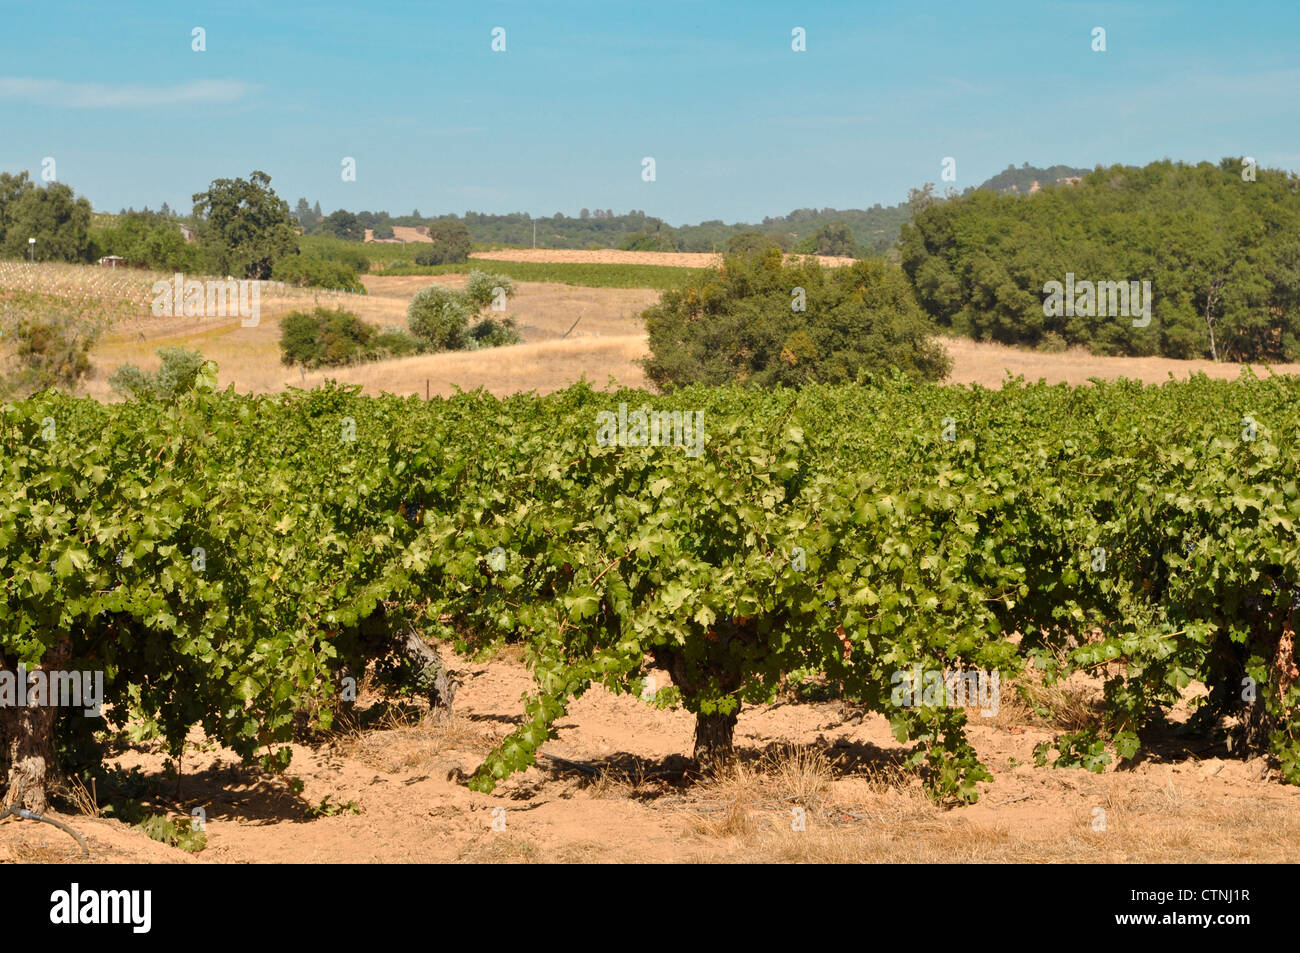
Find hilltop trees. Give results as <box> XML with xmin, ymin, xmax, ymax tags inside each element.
<box><xmin>293</xmin><ymin>197</ymin><xmax>314</xmax><ymax>232</ymax></box>
<box><xmin>795</xmin><ymin>222</ymin><xmax>858</xmax><ymax>258</ymax></box>
<box><xmin>191</xmin><ymin>171</ymin><xmax>298</xmax><ymax>279</ymax></box>
<box><xmin>900</xmin><ymin>158</ymin><xmax>1300</xmax><ymax>361</ymax></box>
<box><xmin>641</xmin><ymin>247</ymin><xmax>950</xmax><ymax>390</ymax></box>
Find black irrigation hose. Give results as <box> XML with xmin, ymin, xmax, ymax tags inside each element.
<box><xmin>0</xmin><ymin>805</ymin><xmax>90</xmax><ymax>860</ymax></box>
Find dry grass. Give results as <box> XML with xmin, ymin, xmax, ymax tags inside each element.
<box><xmin>339</xmin><ymin>712</ymin><xmax>497</xmax><ymax>777</ymax></box>
<box><xmin>454</xmin><ymin>832</ymin><xmax>543</xmax><ymax>863</ymax></box>
<box><xmin>941</xmin><ymin>335</ymin><xmax>1300</xmax><ymax>388</ymax></box>
<box><xmin>293</xmin><ymin>334</ymin><xmax>651</xmax><ymax>398</ymax></box>
<box><xmin>63</xmin><ymin>774</ymin><xmax>101</xmax><ymax>818</ymax></box>
<box><xmin>683</xmin><ymin>744</ymin><xmax>842</xmax><ymax>839</ymax></box>
<box><xmin>76</xmin><ymin>275</ymin><xmax>657</xmax><ymax>400</ymax></box>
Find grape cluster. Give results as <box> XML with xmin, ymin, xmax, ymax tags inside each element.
<box><xmin>399</xmin><ymin>497</ymin><xmax>423</xmax><ymax>526</ymax></box>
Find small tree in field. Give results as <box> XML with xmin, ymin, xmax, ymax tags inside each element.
<box><xmin>414</xmin><ymin>218</ymin><xmax>472</xmax><ymax>265</ymax></box>
<box><xmin>641</xmin><ymin>247</ymin><xmax>950</xmax><ymax>391</ymax></box>
<box><xmin>407</xmin><ymin>286</ymin><xmax>474</xmax><ymax>350</ymax></box>
<box><xmin>407</xmin><ymin>278</ymin><xmax>519</xmax><ymax>352</ymax></box>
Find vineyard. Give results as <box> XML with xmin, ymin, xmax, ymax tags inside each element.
<box><xmin>3</xmin><ymin>369</ymin><xmax>1300</xmax><ymax>816</ymax></box>
<box><xmin>379</xmin><ymin>258</ymin><xmax>711</xmax><ymax>290</ymax></box>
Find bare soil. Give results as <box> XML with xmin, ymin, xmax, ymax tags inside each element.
<box><xmin>7</xmin><ymin>649</ymin><xmax>1297</xmax><ymax>864</ymax></box>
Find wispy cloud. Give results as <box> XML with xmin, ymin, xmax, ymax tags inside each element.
<box><xmin>0</xmin><ymin>78</ymin><xmax>256</xmax><ymax>108</ymax></box>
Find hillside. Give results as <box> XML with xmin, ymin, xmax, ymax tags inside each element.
<box><xmin>972</xmin><ymin>162</ymin><xmax>1092</xmax><ymax>195</ymax></box>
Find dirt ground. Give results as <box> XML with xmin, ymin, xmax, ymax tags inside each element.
<box><xmin>6</xmin><ymin>647</ymin><xmax>1297</xmax><ymax>865</ymax></box>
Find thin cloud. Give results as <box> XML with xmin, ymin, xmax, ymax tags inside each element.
<box><xmin>0</xmin><ymin>78</ymin><xmax>256</xmax><ymax>108</ymax></box>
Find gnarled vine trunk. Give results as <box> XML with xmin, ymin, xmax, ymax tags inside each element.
<box><xmin>396</xmin><ymin>626</ymin><xmax>458</xmax><ymax>719</ymax></box>
<box><xmin>693</xmin><ymin>710</ymin><xmax>738</xmax><ymax>771</ymax></box>
<box><xmin>1</xmin><ymin>640</ymin><xmax>71</xmax><ymax>813</ymax></box>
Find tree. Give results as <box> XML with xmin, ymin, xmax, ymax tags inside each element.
<box><xmin>110</xmin><ymin>347</ymin><xmax>207</xmax><ymax>400</ymax></box>
<box><xmin>191</xmin><ymin>171</ymin><xmax>298</xmax><ymax>279</ymax></box>
<box><xmin>809</xmin><ymin>222</ymin><xmax>857</xmax><ymax>258</ymax></box>
<box><xmin>407</xmin><ymin>286</ymin><xmax>473</xmax><ymax>349</ymax></box>
<box><xmin>1</xmin><ymin>181</ymin><xmax>92</xmax><ymax>262</ymax></box>
<box><xmin>413</xmin><ymin>218</ymin><xmax>472</xmax><ymax>265</ymax></box>
<box><xmin>294</xmin><ymin>198</ymin><xmax>313</xmax><ymax>230</ymax></box>
<box><xmin>726</xmin><ymin>230</ymin><xmax>782</xmax><ymax>256</ymax></box>
<box><xmin>279</xmin><ymin>307</ymin><xmax>376</xmax><ymax>368</ymax></box>
<box><xmin>407</xmin><ymin>277</ymin><xmax>518</xmax><ymax>351</ymax></box>
<box><xmin>899</xmin><ymin>158</ymin><xmax>1300</xmax><ymax>361</ymax></box>
<box><xmin>641</xmin><ymin>247</ymin><xmax>950</xmax><ymax>390</ymax></box>
<box><xmin>0</xmin><ymin>171</ymin><xmax>33</xmax><ymax>247</ymax></box>
<box><xmin>322</xmin><ymin>209</ymin><xmax>363</xmax><ymax>241</ymax></box>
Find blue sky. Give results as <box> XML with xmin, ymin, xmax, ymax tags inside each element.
<box><xmin>2</xmin><ymin>0</ymin><xmax>1297</xmax><ymax>224</ymax></box>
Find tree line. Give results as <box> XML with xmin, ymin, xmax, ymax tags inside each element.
<box><xmin>901</xmin><ymin>158</ymin><xmax>1300</xmax><ymax>362</ymax></box>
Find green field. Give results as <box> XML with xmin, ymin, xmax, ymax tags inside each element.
<box><xmin>298</xmin><ymin>234</ymin><xmax>703</xmax><ymax>289</ymax></box>
<box><xmin>378</xmin><ymin>259</ymin><xmax>708</xmax><ymax>290</ymax></box>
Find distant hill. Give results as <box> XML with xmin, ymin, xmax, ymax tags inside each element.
<box><xmin>299</xmin><ymin>162</ymin><xmax>1093</xmax><ymax>257</ymax></box>
<box><xmin>972</xmin><ymin>163</ymin><xmax>1092</xmax><ymax>195</ymax></box>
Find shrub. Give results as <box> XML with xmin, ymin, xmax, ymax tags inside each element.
<box><xmin>373</xmin><ymin>329</ymin><xmax>423</xmax><ymax>358</ymax></box>
<box><xmin>279</xmin><ymin>307</ymin><xmax>375</xmax><ymax>368</ymax></box>
<box><xmin>465</xmin><ymin>316</ymin><xmax>521</xmax><ymax>349</ymax></box>
<box><xmin>463</xmin><ymin>270</ymin><xmax>516</xmax><ymax>311</ymax></box>
<box><xmin>272</xmin><ymin>255</ymin><xmax>365</xmax><ymax>293</ymax></box>
<box><xmin>4</xmin><ymin>316</ymin><xmax>99</xmax><ymax>395</ymax></box>
<box><xmin>641</xmin><ymin>247</ymin><xmax>950</xmax><ymax>390</ymax></box>
<box><xmin>110</xmin><ymin>347</ymin><xmax>207</xmax><ymax>400</ymax></box>
<box><xmin>407</xmin><ymin>285</ymin><xmax>474</xmax><ymax>350</ymax></box>
<box><xmin>414</xmin><ymin>219</ymin><xmax>472</xmax><ymax>265</ymax></box>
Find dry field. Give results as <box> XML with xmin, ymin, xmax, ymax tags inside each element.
<box><xmin>7</xmin><ymin>648</ymin><xmax>1296</xmax><ymax>864</ymax></box>
<box><xmin>78</xmin><ymin>275</ymin><xmax>660</xmax><ymax>400</ymax></box>
<box><xmin>941</xmin><ymin>336</ymin><xmax>1300</xmax><ymax>387</ymax></box>
<box><xmin>63</xmin><ymin>271</ymin><xmax>1300</xmax><ymax>401</ymax></box>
